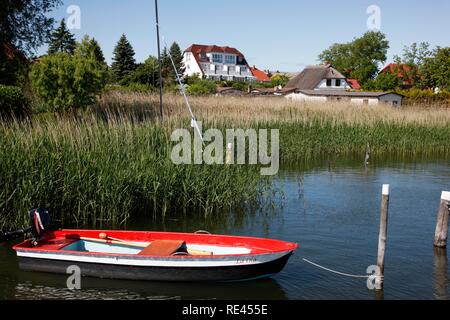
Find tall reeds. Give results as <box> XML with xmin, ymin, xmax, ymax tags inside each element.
<box><xmin>1</xmin><ymin>92</ymin><xmax>449</xmax><ymax>229</ymax></box>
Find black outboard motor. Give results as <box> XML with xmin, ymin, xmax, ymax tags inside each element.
<box><xmin>0</xmin><ymin>208</ymin><xmax>51</xmax><ymax>244</ymax></box>
<box><xmin>28</xmin><ymin>208</ymin><xmax>51</xmax><ymax>245</ymax></box>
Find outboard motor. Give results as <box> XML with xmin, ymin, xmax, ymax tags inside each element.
<box><xmin>0</xmin><ymin>208</ymin><xmax>51</xmax><ymax>244</ymax></box>
<box><xmin>28</xmin><ymin>208</ymin><xmax>51</xmax><ymax>245</ymax></box>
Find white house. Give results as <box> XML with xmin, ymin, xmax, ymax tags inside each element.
<box><xmin>183</xmin><ymin>44</ymin><xmax>256</xmax><ymax>82</ymax></box>
<box><xmin>284</xmin><ymin>64</ymin><xmax>403</xmax><ymax>106</ymax></box>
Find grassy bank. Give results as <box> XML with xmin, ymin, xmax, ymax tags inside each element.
<box><xmin>1</xmin><ymin>92</ymin><xmax>449</xmax><ymax>229</ymax></box>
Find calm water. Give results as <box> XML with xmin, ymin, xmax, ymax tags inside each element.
<box><xmin>1</xmin><ymin>155</ymin><xmax>449</xmax><ymax>300</ymax></box>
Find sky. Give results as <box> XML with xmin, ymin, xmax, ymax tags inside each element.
<box><xmin>38</xmin><ymin>0</ymin><xmax>450</xmax><ymax>72</ymax></box>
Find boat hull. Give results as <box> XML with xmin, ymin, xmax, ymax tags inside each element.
<box><xmin>13</xmin><ymin>229</ymin><xmax>298</xmax><ymax>282</ymax></box>
<box><xmin>17</xmin><ymin>253</ymin><xmax>293</xmax><ymax>282</ymax></box>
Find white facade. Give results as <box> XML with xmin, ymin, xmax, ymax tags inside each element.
<box><xmin>316</xmin><ymin>78</ymin><xmax>351</xmax><ymax>90</ymax></box>
<box><xmin>286</xmin><ymin>92</ymin><xmax>327</xmax><ymax>102</ymax></box>
<box><xmin>183</xmin><ymin>48</ymin><xmax>255</xmax><ymax>81</ymax></box>
<box><xmin>183</xmin><ymin>52</ymin><xmax>203</xmax><ymax>77</ymax></box>
<box><xmin>286</xmin><ymin>92</ymin><xmax>403</xmax><ymax>106</ymax></box>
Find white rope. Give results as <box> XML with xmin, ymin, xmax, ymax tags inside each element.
<box><xmin>303</xmin><ymin>258</ymin><xmax>371</xmax><ymax>279</ymax></box>
<box><xmin>161</xmin><ymin>35</ymin><xmax>203</xmax><ymax>142</ymax></box>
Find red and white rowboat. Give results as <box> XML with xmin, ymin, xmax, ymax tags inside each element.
<box><xmin>13</xmin><ymin>229</ymin><xmax>298</xmax><ymax>282</ymax></box>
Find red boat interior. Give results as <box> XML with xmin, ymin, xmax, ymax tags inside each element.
<box><xmin>14</xmin><ymin>229</ymin><xmax>298</xmax><ymax>257</ymax></box>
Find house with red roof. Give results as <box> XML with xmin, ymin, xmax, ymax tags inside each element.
<box><xmin>183</xmin><ymin>44</ymin><xmax>256</xmax><ymax>82</ymax></box>
<box><xmin>346</xmin><ymin>78</ymin><xmax>361</xmax><ymax>90</ymax></box>
<box><xmin>250</xmin><ymin>66</ymin><xmax>271</xmax><ymax>82</ymax></box>
<box><xmin>380</xmin><ymin>63</ymin><xmax>415</xmax><ymax>87</ymax></box>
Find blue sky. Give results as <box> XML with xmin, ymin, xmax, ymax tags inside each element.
<box><xmin>39</xmin><ymin>0</ymin><xmax>450</xmax><ymax>71</ymax></box>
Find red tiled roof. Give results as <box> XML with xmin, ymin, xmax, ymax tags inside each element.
<box><xmin>380</xmin><ymin>64</ymin><xmax>415</xmax><ymax>86</ymax></box>
<box><xmin>185</xmin><ymin>44</ymin><xmax>251</xmax><ymax>77</ymax></box>
<box><xmin>185</xmin><ymin>44</ymin><xmax>244</xmax><ymax>56</ymax></box>
<box><xmin>381</xmin><ymin>64</ymin><xmax>413</xmax><ymax>78</ymax></box>
<box><xmin>346</xmin><ymin>78</ymin><xmax>361</xmax><ymax>90</ymax></box>
<box><xmin>251</xmin><ymin>66</ymin><xmax>271</xmax><ymax>82</ymax></box>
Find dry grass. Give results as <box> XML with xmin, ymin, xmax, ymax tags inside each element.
<box><xmin>98</xmin><ymin>91</ymin><xmax>450</xmax><ymax>126</ymax></box>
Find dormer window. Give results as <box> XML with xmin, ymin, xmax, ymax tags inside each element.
<box><xmin>225</xmin><ymin>55</ymin><xmax>236</xmax><ymax>64</ymax></box>
<box><xmin>326</xmin><ymin>79</ymin><xmax>332</xmax><ymax>87</ymax></box>
<box><xmin>335</xmin><ymin>79</ymin><xmax>341</xmax><ymax>87</ymax></box>
<box><xmin>212</xmin><ymin>54</ymin><xmax>223</xmax><ymax>64</ymax></box>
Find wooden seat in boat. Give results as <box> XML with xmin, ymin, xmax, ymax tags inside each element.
<box><xmin>138</xmin><ymin>240</ymin><xmax>186</xmax><ymax>256</ymax></box>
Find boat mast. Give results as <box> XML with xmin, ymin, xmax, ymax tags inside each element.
<box><xmin>155</xmin><ymin>0</ymin><xmax>163</xmax><ymax>120</ymax></box>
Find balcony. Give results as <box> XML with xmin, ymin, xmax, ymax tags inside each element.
<box><xmin>202</xmin><ymin>64</ymin><xmax>254</xmax><ymax>78</ymax></box>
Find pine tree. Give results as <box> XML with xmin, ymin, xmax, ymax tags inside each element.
<box><xmin>77</xmin><ymin>35</ymin><xmax>106</xmax><ymax>64</ymax></box>
<box><xmin>111</xmin><ymin>34</ymin><xmax>136</xmax><ymax>82</ymax></box>
<box><xmin>48</xmin><ymin>19</ymin><xmax>77</xmax><ymax>55</ymax></box>
<box><xmin>160</xmin><ymin>47</ymin><xmax>171</xmax><ymax>83</ymax></box>
<box><xmin>169</xmin><ymin>42</ymin><xmax>185</xmax><ymax>80</ymax></box>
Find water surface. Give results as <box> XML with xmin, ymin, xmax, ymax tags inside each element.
<box><xmin>1</xmin><ymin>155</ymin><xmax>449</xmax><ymax>300</ymax></box>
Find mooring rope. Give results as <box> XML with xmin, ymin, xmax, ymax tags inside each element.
<box><xmin>302</xmin><ymin>258</ymin><xmax>371</xmax><ymax>279</ymax></box>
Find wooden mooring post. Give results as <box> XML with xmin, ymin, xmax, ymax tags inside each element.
<box><xmin>375</xmin><ymin>184</ymin><xmax>390</xmax><ymax>290</ymax></box>
<box><xmin>434</xmin><ymin>191</ymin><xmax>450</xmax><ymax>248</ymax></box>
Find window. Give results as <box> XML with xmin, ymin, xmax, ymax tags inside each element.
<box><xmin>363</xmin><ymin>99</ymin><xmax>369</xmax><ymax>105</ymax></box>
<box><xmin>326</xmin><ymin>79</ymin><xmax>332</xmax><ymax>87</ymax></box>
<box><xmin>228</xmin><ymin>66</ymin><xmax>236</xmax><ymax>73</ymax></box>
<box><xmin>335</xmin><ymin>79</ymin><xmax>341</xmax><ymax>87</ymax></box>
<box><xmin>185</xmin><ymin>53</ymin><xmax>191</xmax><ymax>63</ymax></box>
<box><xmin>225</xmin><ymin>55</ymin><xmax>235</xmax><ymax>64</ymax></box>
<box><xmin>212</xmin><ymin>54</ymin><xmax>223</xmax><ymax>64</ymax></box>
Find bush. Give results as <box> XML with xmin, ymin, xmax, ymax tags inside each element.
<box><xmin>30</xmin><ymin>52</ymin><xmax>107</xmax><ymax>112</ymax></box>
<box><xmin>186</xmin><ymin>80</ymin><xmax>217</xmax><ymax>95</ymax></box>
<box><xmin>0</xmin><ymin>85</ymin><xmax>30</xmax><ymax>119</ymax></box>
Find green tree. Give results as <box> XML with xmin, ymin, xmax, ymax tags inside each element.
<box><xmin>319</xmin><ymin>31</ymin><xmax>389</xmax><ymax>84</ymax></box>
<box><xmin>48</xmin><ymin>19</ymin><xmax>77</xmax><ymax>55</ymax></box>
<box><xmin>393</xmin><ymin>42</ymin><xmax>432</xmax><ymax>88</ymax></box>
<box><xmin>0</xmin><ymin>0</ymin><xmax>62</xmax><ymax>54</ymax></box>
<box><xmin>421</xmin><ymin>47</ymin><xmax>450</xmax><ymax>91</ymax></box>
<box><xmin>76</xmin><ymin>35</ymin><xmax>106</xmax><ymax>64</ymax></box>
<box><xmin>1</xmin><ymin>0</ymin><xmax>62</xmax><ymax>84</ymax></box>
<box><xmin>30</xmin><ymin>52</ymin><xmax>107</xmax><ymax>111</ymax></box>
<box><xmin>394</xmin><ymin>42</ymin><xmax>432</xmax><ymax>67</ymax></box>
<box><xmin>122</xmin><ymin>56</ymin><xmax>159</xmax><ymax>87</ymax></box>
<box><xmin>270</xmin><ymin>74</ymin><xmax>290</xmax><ymax>87</ymax></box>
<box><xmin>186</xmin><ymin>79</ymin><xmax>216</xmax><ymax>96</ymax></box>
<box><xmin>160</xmin><ymin>47</ymin><xmax>171</xmax><ymax>85</ymax></box>
<box><xmin>168</xmin><ymin>42</ymin><xmax>185</xmax><ymax>83</ymax></box>
<box><xmin>111</xmin><ymin>34</ymin><xmax>136</xmax><ymax>82</ymax></box>
<box><xmin>364</xmin><ymin>72</ymin><xmax>400</xmax><ymax>91</ymax></box>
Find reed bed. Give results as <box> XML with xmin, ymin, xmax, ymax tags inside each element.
<box><xmin>99</xmin><ymin>92</ymin><xmax>450</xmax><ymax>159</ymax></box>
<box><xmin>1</xmin><ymin>91</ymin><xmax>449</xmax><ymax>229</ymax></box>
<box><xmin>0</xmin><ymin>115</ymin><xmax>267</xmax><ymax>229</ymax></box>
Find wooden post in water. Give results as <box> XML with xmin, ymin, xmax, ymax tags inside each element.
<box><xmin>434</xmin><ymin>191</ymin><xmax>450</xmax><ymax>248</ymax></box>
<box><xmin>375</xmin><ymin>184</ymin><xmax>390</xmax><ymax>290</ymax></box>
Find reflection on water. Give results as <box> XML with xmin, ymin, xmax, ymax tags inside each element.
<box><xmin>1</xmin><ymin>154</ymin><xmax>450</xmax><ymax>300</ymax></box>
<box><xmin>16</xmin><ymin>272</ymin><xmax>287</xmax><ymax>300</ymax></box>
<box><xmin>433</xmin><ymin>248</ymin><xmax>448</xmax><ymax>300</ymax></box>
